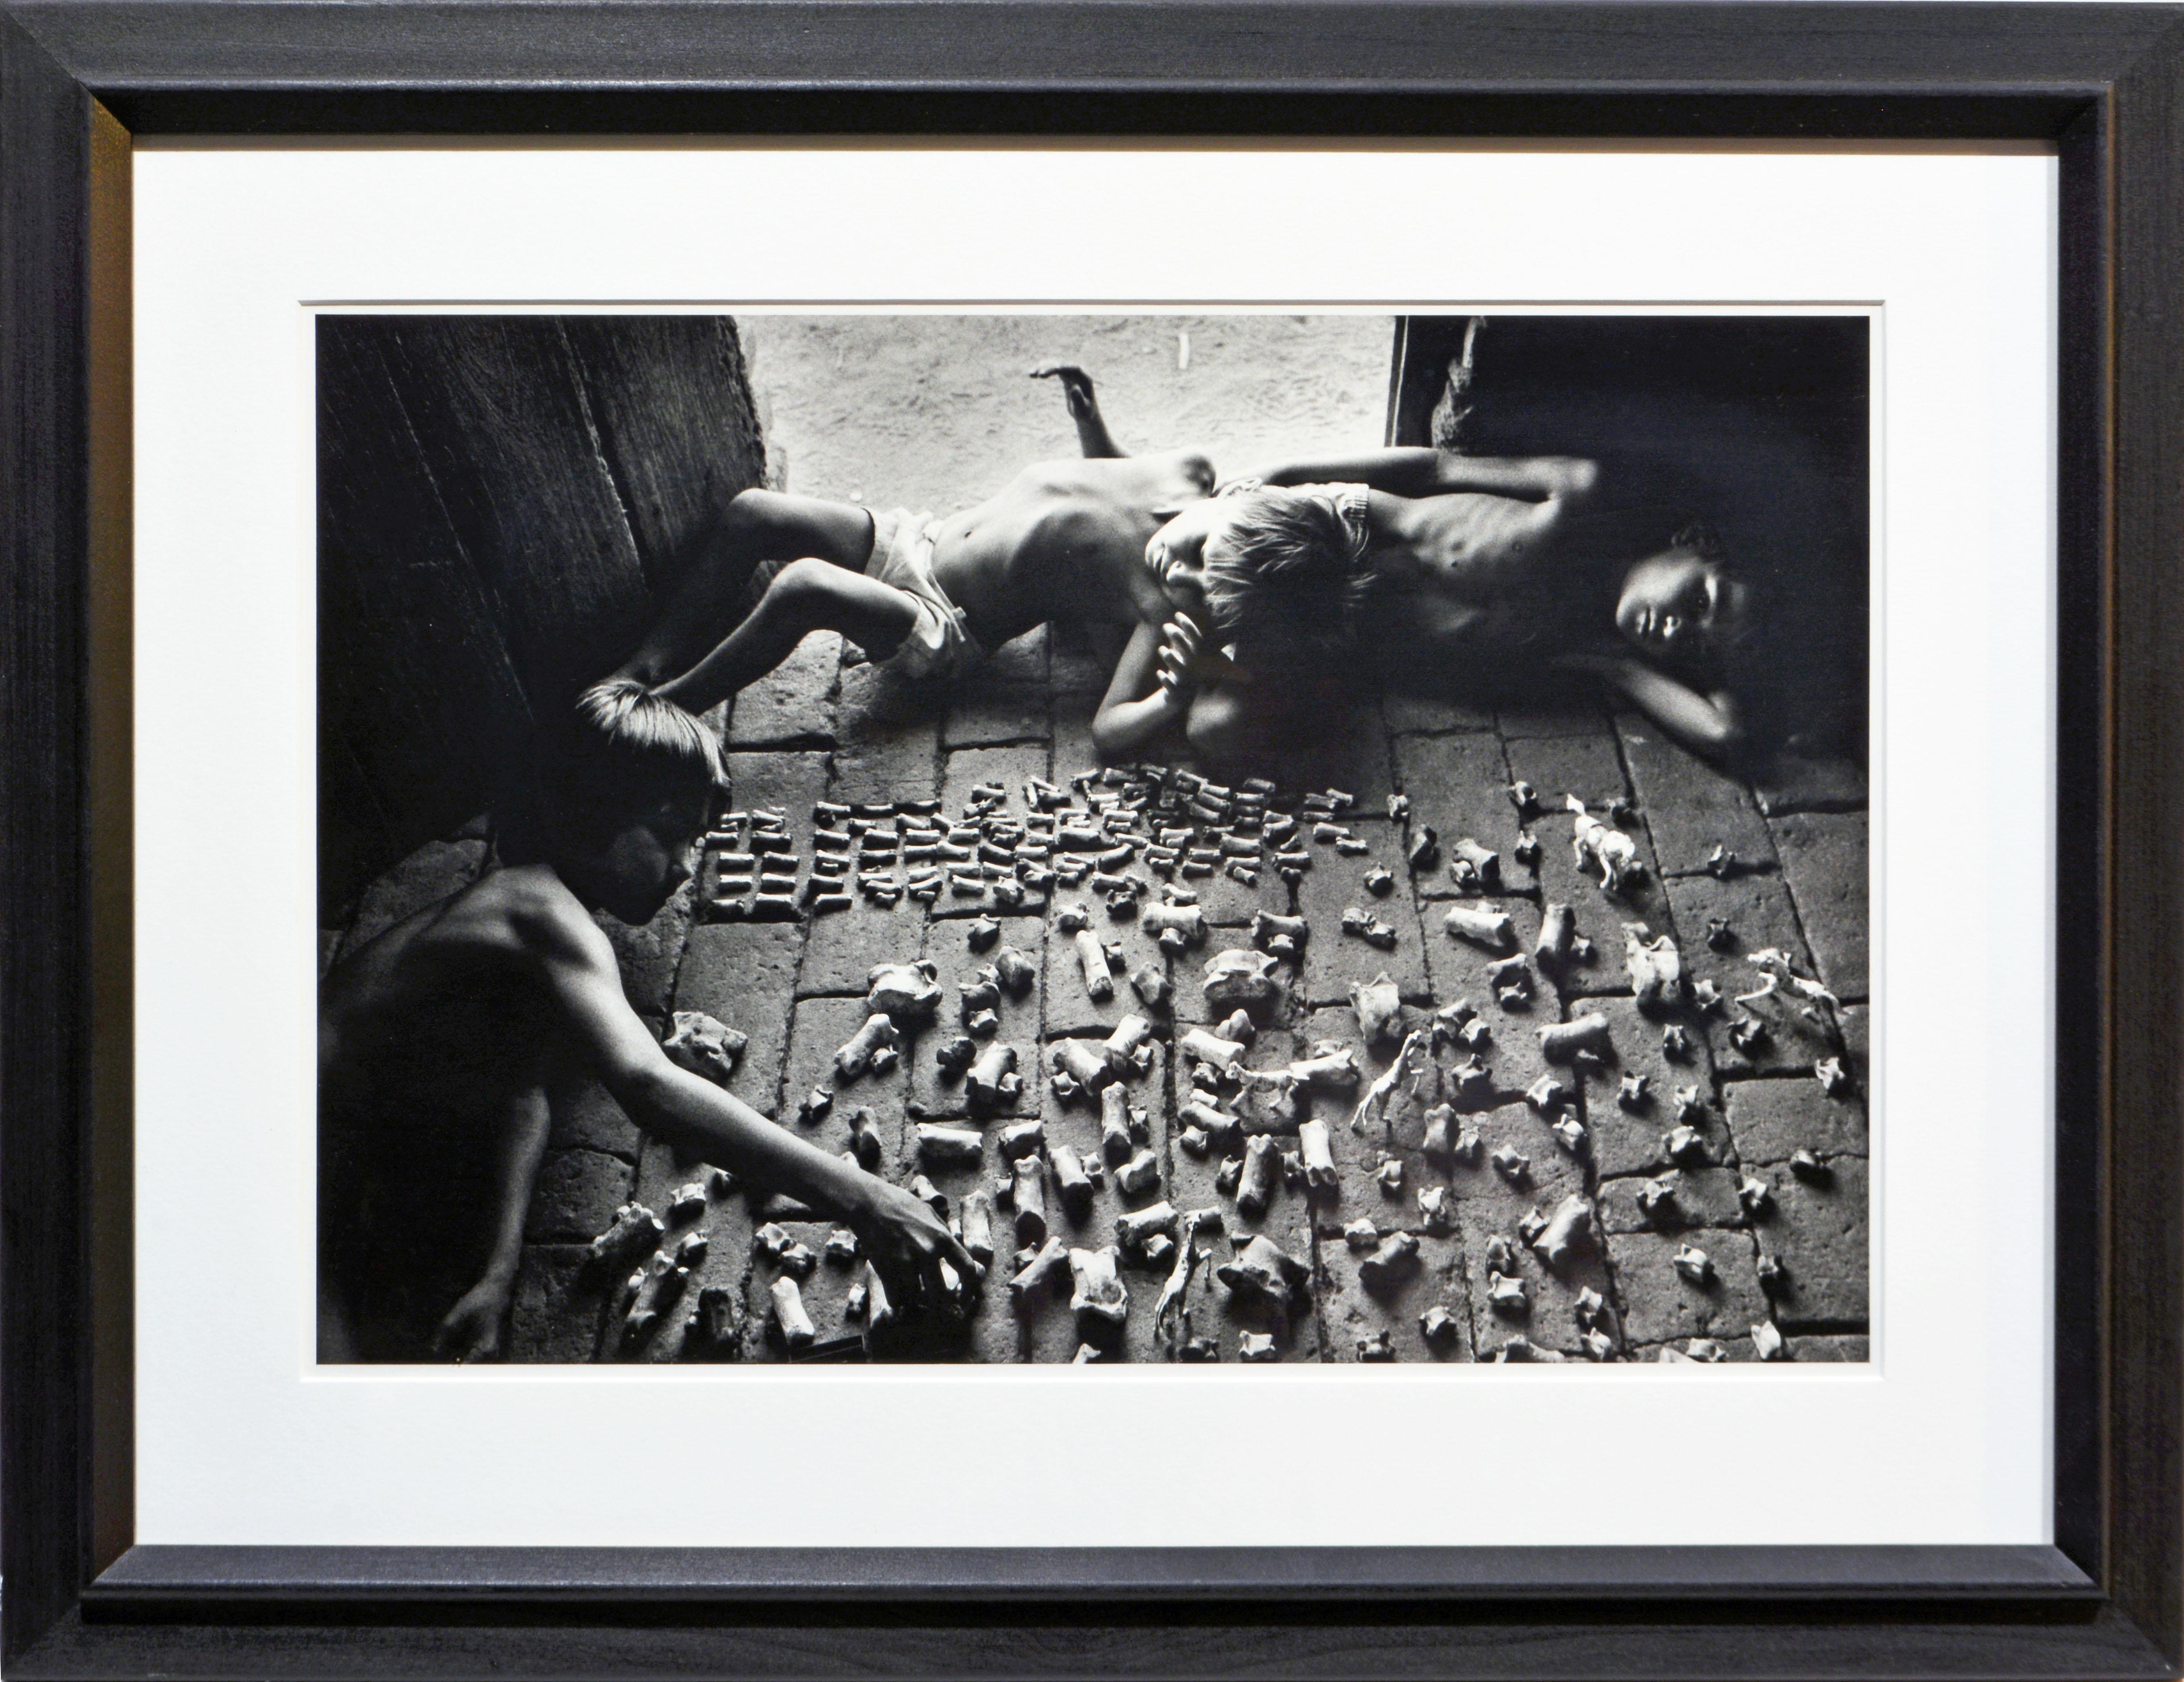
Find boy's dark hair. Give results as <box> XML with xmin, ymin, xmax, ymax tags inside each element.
<box><xmin>1200</xmin><ymin>487</ymin><xmax>1373</xmax><ymax>667</ymax></box>
<box><xmin>548</xmin><ymin>679</ymin><xmax>724</xmax><ymax>840</ymax></box>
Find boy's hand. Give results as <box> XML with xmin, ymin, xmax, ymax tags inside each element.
<box><xmin>432</xmin><ymin>1277</ymin><xmax>513</xmax><ymax>1364</ymax></box>
<box><xmin>1029</xmin><ymin>362</ymin><xmax>1098</xmax><ymax>421</ymax></box>
<box><xmin>1156</xmin><ymin>612</ymin><xmax>1203</xmax><ymax>704</ymax></box>
<box><xmin>848</xmin><ymin>1175</ymin><xmax>985</xmax><ymax>1311</ymax></box>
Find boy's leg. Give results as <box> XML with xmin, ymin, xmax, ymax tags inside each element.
<box><xmin>614</xmin><ymin>489</ymin><xmax>877</xmax><ymax>687</ymax></box>
<box><xmin>656</xmin><ymin>557</ymin><xmax>922</xmax><ymax>716</ymax></box>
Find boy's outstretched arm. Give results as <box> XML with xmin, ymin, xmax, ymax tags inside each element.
<box><xmin>1554</xmin><ymin>653</ymin><xmax>1746</xmax><ymax>761</ymax></box>
<box><xmin>1238</xmin><ymin>449</ymin><xmax>1598</xmax><ymax>504</ymax></box>
<box><xmin>1030</xmin><ymin>363</ymin><xmax>1125</xmax><ymax>457</ymax></box>
<box><xmin>516</xmin><ymin>896</ymin><xmax>979</xmax><ymax>1302</ymax></box>
<box><xmin>432</xmin><ymin>1083</ymin><xmax>550</xmax><ymax>1362</ymax></box>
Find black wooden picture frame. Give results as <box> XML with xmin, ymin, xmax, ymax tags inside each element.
<box><xmin>2</xmin><ymin>4</ymin><xmax>2177</xmax><ymax>1675</ymax></box>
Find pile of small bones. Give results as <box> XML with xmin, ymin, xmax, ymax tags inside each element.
<box><xmin>581</xmin><ymin>767</ymin><xmax>1840</xmax><ymax>1364</ymax></box>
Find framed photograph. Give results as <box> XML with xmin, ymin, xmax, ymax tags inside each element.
<box><xmin>4</xmin><ymin>4</ymin><xmax>2179</xmax><ymax>1677</ymax></box>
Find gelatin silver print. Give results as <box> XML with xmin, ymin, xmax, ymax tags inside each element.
<box><xmin>316</xmin><ymin>312</ymin><xmax>1870</xmax><ymax>1366</ymax></box>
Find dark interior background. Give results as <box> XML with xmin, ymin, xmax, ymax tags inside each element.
<box><xmin>1389</xmin><ymin>313</ymin><xmax>1872</xmax><ymax>755</ymax></box>
<box><xmin>315</xmin><ymin>315</ymin><xmax>767</xmax><ymax>922</ymax></box>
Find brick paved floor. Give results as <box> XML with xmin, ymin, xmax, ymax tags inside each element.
<box><xmin>325</xmin><ymin>318</ymin><xmax>1870</xmax><ymax>1364</ymax></box>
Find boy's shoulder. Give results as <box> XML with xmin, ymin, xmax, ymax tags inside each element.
<box><xmin>441</xmin><ymin>862</ymin><xmax>608</xmax><ymax>963</ymax></box>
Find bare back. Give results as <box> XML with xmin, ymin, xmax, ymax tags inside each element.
<box><xmin>927</xmin><ymin>449</ymin><xmax>1214</xmax><ymax>646</ymax></box>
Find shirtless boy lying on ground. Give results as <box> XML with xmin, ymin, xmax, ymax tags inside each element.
<box><xmin>318</xmin><ymin>707</ymin><xmax>977</xmax><ymax>1363</ymax></box>
<box><xmin>584</xmin><ymin>365</ymin><xmax>1372</xmax><ymax>765</ymax></box>
<box><xmin>1184</xmin><ymin>443</ymin><xmax>1756</xmax><ymax>761</ymax></box>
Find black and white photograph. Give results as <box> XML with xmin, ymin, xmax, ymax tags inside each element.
<box><xmin>315</xmin><ymin>310</ymin><xmax>1871</xmax><ymax>1367</ymax></box>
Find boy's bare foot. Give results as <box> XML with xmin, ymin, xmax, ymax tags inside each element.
<box><xmin>1029</xmin><ymin>362</ymin><xmax>1097</xmax><ymax>419</ymax></box>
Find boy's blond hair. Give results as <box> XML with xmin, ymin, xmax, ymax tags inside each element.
<box><xmin>552</xmin><ymin>679</ymin><xmax>724</xmax><ymax>837</ymax></box>
<box><xmin>1199</xmin><ymin>487</ymin><xmax>1372</xmax><ymax>667</ymax></box>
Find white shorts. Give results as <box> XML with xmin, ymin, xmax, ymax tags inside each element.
<box><xmin>863</xmin><ymin>507</ymin><xmax>983</xmax><ymax>680</ymax></box>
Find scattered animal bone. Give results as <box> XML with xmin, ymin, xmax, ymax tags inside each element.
<box><xmin>587</xmin><ymin>1202</ymin><xmax>664</xmax><ymax>1270</ymax></box>
<box><xmin>934</xmin><ymin>1035</ymin><xmax>977</xmax><ymax>1081</ymax></box>
<box><xmin>1636</xmin><ymin>1176</ymin><xmax>1679</xmax><ymax>1224</ymax></box>
<box><xmin>1419</xmin><ymin>1304</ymin><xmax>1462</xmax><ymax>1351</ymax></box>
<box><xmin>1298</xmin><ymin>1118</ymin><xmax>1337</xmax><ymax>1190</ymax></box>
<box><xmin>1553</xmin><ymin>1116</ymin><xmax>1588</xmax><ymax>1156</ymax></box>
<box><xmin>1344</xmin><ymin>1219</ymin><xmax>1380</xmax><ymax>1250</ymax></box>
<box><xmin>916</xmin><ymin>1122</ymin><xmax>984</xmax><ymax>1166</ymax></box>
<box><xmin>1416</xmin><ymin>1185</ymin><xmax>1455</xmax><ymax>1235</ymax></box>
<box><xmin>1539</xmin><ymin>1012</ymin><xmax>1613</xmax><ymax>1066</ymax></box>
<box><xmin>1129</xmin><ymin>965</ymin><xmax>1170</xmax><ymax>1008</ymax></box>
<box><xmin>1190</xmin><ymin>1013</ymin><xmax>1248</xmax><ymax>1061</ymax></box>
<box><xmin>837</xmin><ymin>1106</ymin><xmax>883</xmax><ymax>1171</ymax></box>
<box><xmin>1578</xmin><ymin>1329</ymin><xmax>1615</xmax><ymax>1361</ymax></box>
<box><xmin>1288</xmin><ymin>1043</ymin><xmax>1361</xmax><ymax>1091</ymax></box>
<box><xmin>1567</xmin><ymin>795</ymin><xmax>1640</xmax><ymax>896</ymax></box>
<box><xmin>1508</xmin><ymin>781</ymin><xmax>1540</xmax><ymax>819</ymax></box>
<box><xmin>1180</xmin><ymin>1026</ymin><xmax>1247</xmax><ymax>1075</ymax></box>
<box><xmin>1752</xmin><ymin>1320</ymin><xmax>1788</xmax><ymax>1361</ymax></box>
<box><xmin>691</xmin><ymin>1285</ymin><xmax>739</xmax><ymax>1350</ymax></box>
<box><xmin>1114</xmin><ymin>1201</ymin><xmax>1179</xmax><ymax>1252</ymax></box>
<box><xmin>1072</xmin><ymin>928</ymin><xmax>1115</xmax><ymax>1001</ymax></box>
<box><xmin>1237</xmin><ymin>1134</ymin><xmax>1282</xmax><ymax>1218</ymax></box>
<box><xmin>1491</xmin><ymin>1144</ymin><xmax>1531</xmax><ymax>1186</ymax></box>
<box><xmin>964</xmin><ymin>1008</ymin><xmax>1000</xmax><ymax>1040</ymax></box>
<box><xmin>1690</xmin><ymin>978</ymin><xmax>1724</xmax><ymax>1014</ymax></box>
<box><xmin>1486</xmin><ymin>956</ymin><xmax>1534</xmax><ymax>1008</ymax></box>
<box><xmin>667</xmin><ymin>1180</ymin><xmax>706</xmax><ymax>1222</ymax></box>
<box><xmin>1739</xmin><ymin>1175</ymin><xmax>1774</xmax><ymax>1217</ymax></box>
<box><xmin>1728</xmin><ymin>1015</ymin><xmax>1771</xmax><ymax>1055</ymax></box>
<box><xmin>1350</xmin><ymin>971</ymin><xmax>1403</xmax><ymax>1045</ymax></box>
<box><xmin>966</xmin><ymin>916</ymin><xmax>1002</xmax><ymax>954</ymax></box>
<box><xmin>1756</xmin><ymin>1253</ymin><xmax>1788</xmax><ymax>1296</ymax></box>
<box><xmin>1488</xmin><ymin>1270</ymin><xmax>1529</xmax><ymax>1316</ymax></box>
<box><xmin>864</xmin><ymin>961</ymin><xmax>942</xmax><ymax>1024</ymax></box>
<box><xmin>796</xmin><ymin>1086</ymin><xmax>835</xmax><ymax>1127</ymax></box>
<box><xmin>1673</xmin><ymin>1086</ymin><xmax>1706</xmax><ymax>1125</ymax></box>
<box><xmin>1115</xmin><ymin>1148</ymin><xmax>1161</xmax><ymax>1197</ymax></box>
<box><xmin>961</xmin><ymin>1190</ymin><xmax>997</xmax><ymax>1265</ymax></box>
<box><xmin>1011</xmin><ymin>1156</ymin><xmax>1048</xmax><ymax>1246</ymax></box>
<box><xmin>1008</xmin><ymin>1236</ymin><xmax>1070</xmax><ymax>1312</ymax></box>
<box><xmin>821</xmin><ymin>1228</ymin><xmax>857</xmax><ymax>1267</ymax></box>
<box><xmin>1617</xmin><ymin>1072</ymin><xmax>1652</xmax><ymax>1113</ymax></box>
<box><xmin>991</xmin><ymin>946</ymin><xmax>1036</xmax><ymax>999</ymax></box>
<box><xmin>1407</xmin><ymin>828</ymin><xmax>1442</xmax><ymax>872</ymax></box>
<box><xmin>1574</xmin><ymin>1287</ymin><xmax>1607</xmax><ymax>1330</ymax></box>
<box><xmin>1099</xmin><ymin>1082</ymin><xmax>1137</xmax><ymax>1164</ymax></box>
<box><xmin>1421</xmin><ymin>1104</ymin><xmax>1460</xmax><ymax>1168</ymax></box>
<box><xmin>1448</xmin><ymin>1056</ymin><xmax>1492</xmax><ymax>1106</ymax></box>
<box><xmin>966</xmin><ymin>1043</ymin><xmax>1023</xmax><ymax>1114</ymax></box>
<box><xmin>1814</xmin><ymin>1055</ymin><xmax>1852</xmax><ymax>1098</ymax></box>
<box><xmin>1374</xmin><ymin>1155</ymin><xmax>1405</xmax><ymax>1196</ymax></box>
<box><xmin>1533</xmin><ymin>1194</ymin><xmax>1594</xmax><ymax>1271</ymax></box>
<box><xmin>1202</xmin><ymin>948</ymin><xmax>1285</xmax><ymax>1017</ymax></box>
<box><xmin>1238</xmin><ymin>1332</ymin><xmax>1279</xmax><ymax>1362</ymax></box>
<box><xmin>998</xmin><ymin>1118</ymin><xmax>1047</xmax><ymax>1162</ymax></box>
<box><xmin>1358</xmin><ymin>1230</ymin><xmax>1422</xmax><ymax>1292</ymax></box>
<box><xmin>1617</xmin><ymin>927</ymin><xmax>1686</xmax><ymax>1018</ymax></box>
<box><xmin>1354</xmin><ymin>1329</ymin><xmax>1397</xmax><ymax>1361</ymax></box>
<box><xmin>1442</xmin><ymin>903</ymin><xmax>1517</xmax><ymax>953</ymax></box>
<box><xmin>1704</xmin><ymin>843</ymin><xmax>1741</xmax><ymax>879</ymax></box>
<box><xmin>958</xmin><ymin>973</ymin><xmax>1003</xmax><ymax>1023</ymax></box>
<box><xmin>1789</xmin><ymin>1148</ymin><xmax>1831</xmax><ymax>1184</ymax></box>
<box><xmin>1525</xmin><ymin>1074</ymin><xmax>1572</xmax><ymax>1117</ymax></box>
<box><xmin>1049</xmin><ymin>1037</ymin><xmax>1113</xmax><ymax>1094</ymax></box>
<box><xmin>1068</xmin><ymin>1246</ymin><xmax>1129</xmax><ymax>1327</ymax></box>
<box><xmin>1706</xmin><ymin>915</ymin><xmax>1736</xmax><ymax>953</ymax></box>
<box><xmin>833</xmin><ymin>1013</ymin><xmax>902</xmax><ymax>1081</ymax></box>
<box><xmin>1339</xmin><ymin>906</ymin><xmax>1399</xmax><ymax>950</ymax></box>
<box><xmin>1662</xmin><ymin>1124</ymin><xmax>1707</xmax><ymax>1165</ymax></box>
<box><xmin>770</xmin><ymin>1276</ymin><xmax>816</xmax><ymax>1352</ymax></box>
<box><xmin>1660</xmin><ymin>1024</ymin><xmax>1694</xmax><ymax>1061</ymax></box>
<box><xmin>663</xmin><ymin>1012</ymin><xmax>748</xmax><ymax>1085</ymax></box>
<box><xmin>1217</xmin><ymin>1233</ymin><xmax>1309</xmax><ymax>1311</ymax></box>
<box><xmin>1672</xmin><ymin>1243</ymin><xmax>1715</xmax><ymax>1285</ymax></box>
<box><xmin>1363</xmin><ymin>865</ymin><xmax>1395</xmax><ymax>897</ymax></box>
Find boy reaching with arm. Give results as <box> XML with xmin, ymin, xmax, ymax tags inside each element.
<box><xmin>318</xmin><ymin>693</ymin><xmax>976</xmax><ymax>1363</ymax></box>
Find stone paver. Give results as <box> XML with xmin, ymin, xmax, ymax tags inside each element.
<box><xmin>1768</xmin><ymin>810</ymin><xmax>1870</xmax><ymax>1002</ymax></box>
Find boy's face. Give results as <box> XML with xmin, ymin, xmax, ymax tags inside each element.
<box><xmin>1615</xmin><ymin>548</ymin><xmax>1746</xmax><ymax>665</ymax></box>
<box><xmin>1143</xmin><ymin>499</ymin><xmax>1241</xmax><ymax>617</ymax></box>
<box><xmin>591</xmin><ymin>790</ymin><xmax>708</xmax><ymax>926</ymax></box>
